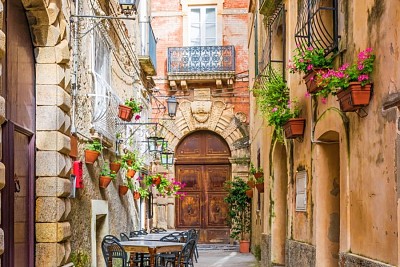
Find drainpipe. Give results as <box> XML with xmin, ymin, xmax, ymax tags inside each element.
<box><xmin>71</xmin><ymin>0</ymin><xmax>80</xmax><ymax>135</ymax></box>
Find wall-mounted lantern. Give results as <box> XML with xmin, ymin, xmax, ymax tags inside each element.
<box><xmin>147</xmin><ymin>136</ymin><xmax>166</xmax><ymax>153</ymax></box>
<box><xmin>119</xmin><ymin>0</ymin><xmax>140</xmax><ymax>15</ymax></box>
<box><xmin>166</xmin><ymin>96</ymin><xmax>178</xmax><ymax>118</ymax></box>
<box><xmin>160</xmin><ymin>151</ymin><xmax>174</xmax><ymax>166</ymax></box>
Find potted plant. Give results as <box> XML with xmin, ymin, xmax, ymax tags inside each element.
<box><xmin>122</xmin><ymin>151</ymin><xmax>136</xmax><ymax>167</ymax></box>
<box><xmin>224</xmin><ymin>176</ymin><xmax>251</xmax><ymax>253</ymax></box>
<box><xmin>84</xmin><ymin>139</ymin><xmax>103</xmax><ymax>164</ymax></box>
<box><xmin>253</xmin><ymin>69</ymin><xmax>305</xmax><ymax>140</ymax></box>
<box><xmin>288</xmin><ymin>45</ymin><xmax>333</xmax><ymax>94</ymax></box>
<box><xmin>110</xmin><ymin>160</ymin><xmax>122</xmax><ymax>174</ymax></box>
<box><xmin>119</xmin><ymin>178</ymin><xmax>134</xmax><ymax>196</ymax></box>
<box><xmin>143</xmin><ymin>174</ymin><xmax>186</xmax><ymax>198</ymax></box>
<box><xmin>247</xmin><ymin>176</ymin><xmax>255</xmax><ymax>188</ymax></box>
<box><xmin>99</xmin><ymin>164</ymin><xmax>116</xmax><ymax>189</ymax></box>
<box><xmin>315</xmin><ymin>48</ymin><xmax>375</xmax><ymax>112</ymax></box>
<box><xmin>245</xmin><ymin>189</ymin><xmax>254</xmax><ymax>198</ymax></box>
<box><xmin>118</xmin><ymin>98</ymin><xmax>142</xmax><ymax>122</ymax></box>
<box><xmin>255</xmin><ymin>175</ymin><xmax>264</xmax><ymax>193</ymax></box>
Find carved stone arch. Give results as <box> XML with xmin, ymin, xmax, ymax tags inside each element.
<box><xmin>13</xmin><ymin>1</ymin><xmax>72</xmax><ymax>266</ymax></box>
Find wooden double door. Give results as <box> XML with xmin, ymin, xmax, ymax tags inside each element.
<box><xmin>175</xmin><ymin>131</ymin><xmax>231</xmax><ymax>243</ymax></box>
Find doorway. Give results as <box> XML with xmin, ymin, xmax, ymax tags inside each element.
<box><xmin>1</xmin><ymin>0</ymin><xmax>36</xmax><ymax>266</ymax></box>
<box><xmin>315</xmin><ymin>132</ymin><xmax>340</xmax><ymax>267</ymax></box>
<box><xmin>175</xmin><ymin>131</ymin><xmax>231</xmax><ymax>243</ymax></box>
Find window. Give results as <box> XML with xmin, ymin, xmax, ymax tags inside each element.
<box><xmin>296</xmin><ymin>170</ymin><xmax>307</xmax><ymax>212</ymax></box>
<box><xmin>189</xmin><ymin>6</ymin><xmax>216</xmax><ymax>46</ymax></box>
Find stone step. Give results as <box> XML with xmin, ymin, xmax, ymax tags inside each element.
<box><xmin>197</xmin><ymin>244</ymin><xmax>239</xmax><ymax>251</ymax></box>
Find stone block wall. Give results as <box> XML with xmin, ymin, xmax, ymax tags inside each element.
<box><xmin>286</xmin><ymin>239</ymin><xmax>315</xmax><ymax>267</ymax></box>
<box><xmin>339</xmin><ymin>253</ymin><xmax>396</xmax><ymax>267</ymax></box>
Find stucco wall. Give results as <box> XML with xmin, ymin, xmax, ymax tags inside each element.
<box><xmin>249</xmin><ymin>0</ymin><xmax>400</xmax><ymax>266</ymax></box>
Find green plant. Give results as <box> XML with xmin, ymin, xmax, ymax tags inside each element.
<box><xmin>224</xmin><ymin>176</ymin><xmax>251</xmax><ymax>241</ymax></box>
<box><xmin>100</xmin><ymin>164</ymin><xmax>116</xmax><ymax>180</ymax></box>
<box><xmin>249</xmin><ymin>163</ymin><xmax>256</xmax><ymax>175</ymax></box>
<box><xmin>125</xmin><ymin>178</ymin><xmax>134</xmax><ymax>190</ymax></box>
<box><xmin>288</xmin><ymin>45</ymin><xmax>333</xmax><ymax>74</ymax></box>
<box><xmin>253</xmin><ymin>69</ymin><xmax>301</xmax><ymax>138</ymax></box>
<box><xmin>138</xmin><ymin>187</ymin><xmax>150</xmax><ymax>198</ymax></box>
<box><xmin>253</xmin><ymin>244</ymin><xmax>261</xmax><ymax>261</ymax></box>
<box><xmin>85</xmin><ymin>139</ymin><xmax>103</xmax><ymax>152</ymax></box>
<box><xmin>142</xmin><ymin>173</ymin><xmax>186</xmax><ymax>198</ymax></box>
<box><xmin>124</xmin><ymin>98</ymin><xmax>142</xmax><ymax>114</ymax></box>
<box><xmin>70</xmin><ymin>250</ymin><xmax>90</xmax><ymax>267</ymax></box>
<box><xmin>315</xmin><ymin>48</ymin><xmax>375</xmax><ymax>95</ymax></box>
<box><xmin>255</xmin><ymin>175</ymin><xmax>264</xmax><ymax>184</ymax></box>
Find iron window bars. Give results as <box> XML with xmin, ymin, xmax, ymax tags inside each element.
<box><xmin>294</xmin><ymin>0</ymin><xmax>339</xmax><ymax>56</ymax></box>
<box><xmin>258</xmin><ymin>3</ymin><xmax>286</xmax><ymax>80</ymax></box>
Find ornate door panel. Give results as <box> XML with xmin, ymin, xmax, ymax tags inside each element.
<box><xmin>175</xmin><ymin>131</ymin><xmax>231</xmax><ymax>243</ymax></box>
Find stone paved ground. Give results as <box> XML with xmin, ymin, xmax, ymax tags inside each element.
<box><xmin>195</xmin><ymin>245</ymin><xmax>259</xmax><ymax>267</ymax></box>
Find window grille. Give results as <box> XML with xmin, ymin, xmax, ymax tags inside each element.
<box><xmin>294</xmin><ymin>0</ymin><xmax>339</xmax><ymax>55</ymax></box>
<box><xmin>259</xmin><ymin>3</ymin><xmax>286</xmax><ymax>80</ymax></box>
<box><xmin>295</xmin><ymin>170</ymin><xmax>307</xmax><ymax>212</ymax></box>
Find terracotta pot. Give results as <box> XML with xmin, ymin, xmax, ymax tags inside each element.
<box><xmin>85</xmin><ymin>150</ymin><xmax>100</xmax><ymax>164</ymax></box>
<box><xmin>336</xmin><ymin>82</ymin><xmax>372</xmax><ymax>112</ymax></box>
<box><xmin>119</xmin><ymin>185</ymin><xmax>129</xmax><ymax>196</ymax></box>
<box><xmin>255</xmin><ymin>182</ymin><xmax>264</xmax><ymax>193</ymax></box>
<box><xmin>133</xmin><ymin>191</ymin><xmax>141</xmax><ymax>200</ymax></box>
<box><xmin>239</xmin><ymin>240</ymin><xmax>250</xmax><ymax>253</ymax></box>
<box><xmin>110</xmin><ymin>162</ymin><xmax>121</xmax><ymax>174</ymax></box>
<box><xmin>283</xmin><ymin>118</ymin><xmax>306</xmax><ymax>139</ymax></box>
<box><xmin>303</xmin><ymin>68</ymin><xmax>327</xmax><ymax>94</ymax></box>
<box><xmin>99</xmin><ymin>176</ymin><xmax>112</xmax><ymax>189</ymax></box>
<box><xmin>254</xmin><ymin>172</ymin><xmax>263</xmax><ymax>179</ymax></box>
<box><xmin>118</xmin><ymin>104</ymin><xmax>133</xmax><ymax>121</ymax></box>
<box><xmin>126</xmin><ymin>159</ymin><xmax>133</xmax><ymax>166</ymax></box>
<box><xmin>247</xmin><ymin>180</ymin><xmax>255</xmax><ymax>188</ymax></box>
<box><xmin>126</xmin><ymin>169</ymin><xmax>136</xmax><ymax>178</ymax></box>
<box><xmin>153</xmin><ymin>177</ymin><xmax>161</xmax><ymax>186</ymax></box>
<box><xmin>245</xmin><ymin>189</ymin><xmax>253</xmax><ymax>198</ymax></box>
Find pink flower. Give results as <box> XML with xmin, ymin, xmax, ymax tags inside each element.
<box><xmin>307</xmin><ymin>47</ymin><xmax>314</xmax><ymax>51</ymax></box>
<box><xmin>307</xmin><ymin>64</ymin><xmax>313</xmax><ymax>71</ymax></box>
<box><xmin>339</xmin><ymin>63</ymin><xmax>350</xmax><ymax>71</ymax></box>
<box><xmin>357</xmin><ymin>64</ymin><xmax>364</xmax><ymax>70</ymax></box>
<box><xmin>358</xmin><ymin>74</ymin><xmax>369</xmax><ymax>82</ymax></box>
<box><xmin>271</xmin><ymin>107</ymin><xmax>278</xmax><ymax>112</ymax></box>
<box><xmin>305</xmin><ymin>92</ymin><xmax>311</xmax><ymax>98</ymax></box>
<box><xmin>135</xmin><ymin>114</ymin><xmax>141</xmax><ymax>121</ymax></box>
<box><xmin>321</xmin><ymin>97</ymin><xmax>327</xmax><ymax>104</ymax></box>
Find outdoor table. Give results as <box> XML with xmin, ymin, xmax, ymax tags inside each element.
<box><xmin>129</xmin><ymin>234</ymin><xmax>166</xmax><ymax>241</ymax></box>
<box><xmin>119</xmin><ymin>240</ymin><xmax>184</xmax><ymax>267</ymax></box>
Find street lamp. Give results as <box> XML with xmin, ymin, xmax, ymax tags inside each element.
<box><xmin>119</xmin><ymin>0</ymin><xmax>140</xmax><ymax>15</ymax></box>
<box><xmin>166</xmin><ymin>96</ymin><xmax>178</xmax><ymax>118</ymax></box>
<box><xmin>160</xmin><ymin>151</ymin><xmax>174</xmax><ymax>166</ymax></box>
<box><xmin>147</xmin><ymin>136</ymin><xmax>166</xmax><ymax>153</ymax></box>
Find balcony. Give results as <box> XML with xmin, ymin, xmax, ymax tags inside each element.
<box><xmin>138</xmin><ymin>22</ymin><xmax>157</xmax><ymax>76</ymax></box>
<box><xmin>259</xmin><ymin>0</ymin><xmax>282</xmax><ymax>16</ymax></box>
<box><xmin>167</xmin><ymin>45</ymin><xmax>235</xmax><ymax>90</ymax></box>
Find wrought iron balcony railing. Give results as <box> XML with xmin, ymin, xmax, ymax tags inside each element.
<box><xmin>167</xmin><ymin>45</ymin><xmax>235</xmax><ymax>74</ymax></box>
<box><xmin>259</xmin><ymin>0</ymin><xmax>282</xmax><ymax>16</ymax></box>
<box><xmin>138</xmin><ymin>22</ymin><xmax>157</xmax><ymax>75</ymax></box>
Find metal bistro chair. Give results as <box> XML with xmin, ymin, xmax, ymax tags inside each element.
<box><xmin>106</xmin><ymin>240</ymin><xmax>129</xmax><ymax>267</ymax></box>
<box><xmin>186</xmin><ymin>229</ymin><xmax>199</xmax><ymax>262</ymax></box>
<box><xmin>120</xmin><ymin>232</ymin><xmax>130</xmax><ymax>241</ymax></box>
<box><xmin>162</xmin><ymin>239</ymin><xmax>196</xmax><ymax>267</ymax></box>
<box><xmin>157</xmin><ymin>234</ymin><xmax>182</xmax><ymax>266</ymax></box>
<box><xmin>101</xmin><ymin>235</ymin><xmax>120</xmax><ymax>265</ymax></box>
<box><xmin>150</xmin><ymin>227</ymin><xmax>167</xmax><ymax>233</ymax></box>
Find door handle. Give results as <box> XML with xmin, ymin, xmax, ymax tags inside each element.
<box><xmin>14</xmin><ymin>174</ymin><xmax>20</xmax><ymax>193</ymax></box>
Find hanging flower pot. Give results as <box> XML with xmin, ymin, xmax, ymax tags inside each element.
<box><xmin>118</xmin><ymin>104</ymin><xmax>133</xmax><ymax>121</ymax></box>
<box><xmin>119</xmin><ymin>185</ymin><xmax>129</xmax><ymax>196</ymax></box>
<box><xmin>152</xmin><ymin>176</ymin><xmax>161</xmax><ymax>186</ymax></box>
<box><xmin>255</xmin><ymin>182</ymin><xmax>264</xmax><ymax>193</ymax></box>
<box><xmin>110</xmin><ymin>162</ymin><xmax>121</xmax><ymax>174</ymax></box>
<box><xmin>85</xmin><ymin>150</ymin><xmax>100</xmax><ymax>164</ymax></box>
<box><xmin>126</xmin><ymin>159</ymin><xmax>133</xmax><ymax>166</ymax></box>
<box><xmin>336</xmin><ymin>82</ymin><xmax>372</xmax><ymax>112</ymax></box>
<box><xmin>247</xmin><ymin>180</ymin><xmax>255</xmax><ymax>188</ymax></box>
<box><xmin>99</xmin><ymin>176</ymin><xmax>112</xmax><ymax>189</ymax></box>
<box><xmin>283</xmin><ymin>118</ymin><xmax>306</xmax><ymax>139</ymax></box>
<box><xmin>245</xmin><ymin>189</ymin><xmax>253</xmax><ymax>198</ymax></box>
<box><xmin>133</xmin><ymin>191</ymin><xmax>141</xmax><ymax>200</ymax></box>
<box><xmin>303</xmin><ymin>68</ymin><xmax>327</xmax><ymax>94</ymax></box>
<box><xmin>254</xmin><ymin>172</ymin><xmax>263</xmax><ymax>179</ymax></box>
<box><xmin>126</xmin><ymin>169</ymin><xmax>136</xmax><ymax>178</ymax></box>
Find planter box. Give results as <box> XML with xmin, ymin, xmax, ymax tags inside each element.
<box><xmin>283</xmin><ymin>118</ymin><xmax>306</xmax><ymax>139</ymax></box>
<box><xmin>336</xmin><ymin>82</ymin><xmax>372</xmax><ymax>112</ymax></box>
